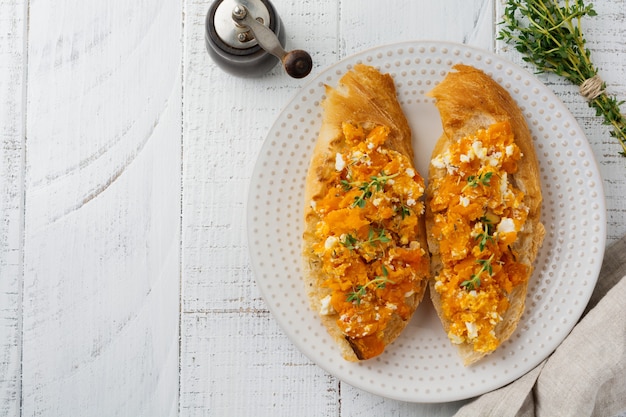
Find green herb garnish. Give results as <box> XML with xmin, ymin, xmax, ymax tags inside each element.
<box><xmin>340</xmin><ymin>233</ymin><xmax>359</xmax><ymax>250</ymax></box>
<box><xmin>498</xmin><ymin>0</ymin><xmax>626</xmax><ymax>157</ymax></box>
<box><xmin>346</xmin><ymin>265</ymin><xmax>394</xmax><ymax>305</ymax></box>
<box><xmin>351</xmin><ymin>171</ymin><xmax>399</xmax><ymax>208</ymax></box>
<box><xmin>463</xmin><ymin>172</ymin><xmax>493</xmax><ymax>192</ymax></box>
<box><xmin>475</xmin><ymin>220</ymin><xmax>496</xmax><ymax>251</ymax></box>
<box><xmin>399</xmin><ymin>205</ymin><xmax>411</xmax><ymax>220</ymax></box>
<box><xmin>460</xmin><ymin>254</ymin><xmax>495</xmax><ymax>291</ymax></box>
<box><xmin>339</xmin><ymin>227</ymin><xmax>390</xmax><ymax>251</ymax></box>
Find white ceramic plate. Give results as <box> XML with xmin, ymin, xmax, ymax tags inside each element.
<box><xmin>247</xmin><ymin>41</ymin><xmax>606</xmax><ymax>403</ymax></box>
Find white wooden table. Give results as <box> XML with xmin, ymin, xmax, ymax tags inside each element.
<box><xmin>1</xmin><ymin>0</ymin><xmax>625</xmax><ymax>416</ymax></box>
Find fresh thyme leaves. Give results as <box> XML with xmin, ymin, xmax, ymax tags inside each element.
<box><xmin>463</xmin><ymin>172</ymin><xmax>493</xmax><ymax>192</ymax></box>
<box><xmin>340</xmin><ymin>233</ymin><xmax>358</xmax><ymax>250</ymax></box>
<box><xmin>399</xmin><ymin>205</ymin><xmax>411</xmax><ymax>220</ymax></box>
<box><xmin>367</xmin><ymin>227</ymin><xmax>391</xmax><ymax>245</ymax></box>
<box><xmin>340</xmin><ymin>179</ymin><xmax>353</xmax><ymax>191</ymax></box>
<box><xmin>461</xmin><ymin>254</ymin><xmax>495</xmax><ymax>291</ymax></box>
<box><xmin>498</xmin><ymin>0</ymin><xmax>626</xmax><ymax>157</ymax></box>
<box><xmin>475</xmin><ymin>221</ymin><xmax>496</xmax><ymax>251</ymax></box>
<box><xmin>339</xmin><ymin>228</ymin><xmax>390</xmax><ymax>252</ymax></box>
<box><xmin>350</xmin><ymin>171</ymin><xmax>399</xmax><ymax>208</ymax></box>
<box><xmin>346</xmin><ymin>265</ymin><xmax>394</xmax><ymax>305</ymax></box>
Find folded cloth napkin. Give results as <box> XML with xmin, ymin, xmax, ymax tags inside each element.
<box><xmin>453</xmin><ymin>236</ymin><xmax>626</xmax><ymax>417</ymax></box>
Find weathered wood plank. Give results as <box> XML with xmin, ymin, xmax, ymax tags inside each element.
<box><xmin>180</xmin><ymin>0</ymin><xmax>340</xmax><ymax>415</ymax></box>
<box><xmin>21</xmin><ymin>0</ymin><xmax>182</xmax><ymax>415</ymax></box>
<box><xmin>495</xmin><ymin>0</ymin><xmax>626</xmax><ymax>245</ymax></box>
<box><xmin>0</xmin><ymin>0</ymin><xmax>25</xmax><ymax>416</ymax></box>
<box><xmin>180</xmin><ymin>1</ymin><xmax>494</xmax><ymax>416</ymax></box>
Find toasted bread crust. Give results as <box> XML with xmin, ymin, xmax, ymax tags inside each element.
<box><xmin>426</xmin><ymin>64</ymin><xmax>545</xmax><ymax>365</ymax></box>
<box><xmin>302</xmin><ymin>65</ymin><xmax>429</xmax><ymax>361</ymax></box>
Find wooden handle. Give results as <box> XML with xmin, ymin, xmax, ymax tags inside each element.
<box><xmin>282</xmin><ymin>50</ymin><xmax>312</xmax><ymax>79</ymax></box>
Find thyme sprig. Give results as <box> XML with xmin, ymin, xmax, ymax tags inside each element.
<box><xmin>340</xmin><ymin>227</ymin><xmax>391</xmax><ymax>251</ymax></box>
<box><xmin>460</xmin><ymin>254</ymin><xmax>495</xmax><ymax>291</ymax></box>
<box><xmin>468</xmin><ymin>172</ymin><xmax>493</xmax><ymax>188</ymax></box>
<box><xmin>346</xmin><ymin>265</ymin><xmax>394</xmax><ymax>305</ymax></box>
<box><xmin>462</xmin><ymin>172</ymin><xmax>493</xmax><ymax>192</ymax></box>
<box><xmin>475</xmin><ymin>221</ymin><xmax>496</xmax><ymax>251</ymax></box>
<box><xmin>498</xmin><ymin>0</ymin><xmax>626</xmax><ymax>157</ymax></box>
<box><xmin>347</xmin><ymin>171</ymin><xmax>399</xmax><ymax>208</ymax></box>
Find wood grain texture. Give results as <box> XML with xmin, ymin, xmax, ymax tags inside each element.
<box><xmin>1</xmin><ymin>0</ymin><xmax>623</xmax><ymax>416</ymax></box>
<box><xmin>20</xmin><ymin>0</ymin><xmax>182</xmax><ymax>415</ymax></box>
<box><xmin>180</xmin><ymin>0</ymin><xmax>341</xmax><ymax>415</ymax></box>
<box><xmin>0</xmin><ymin>1</ymin><xmax>25</xmax><ymax>416</ymax></box>
<box><xmin>495</xmin><ymin>0</ymin><xmax>626</xmax><ymax>245</ymax></box>
<box><xmin>180</xmin><ymin>1</ymin><xmax>493</xmax><ymax>416</ymax></box>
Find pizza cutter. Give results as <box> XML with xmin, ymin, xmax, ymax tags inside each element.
<box><xmin>205</xmin><ymin>0</ymin><xmax>313</xmax><ymax>78</ymax></box>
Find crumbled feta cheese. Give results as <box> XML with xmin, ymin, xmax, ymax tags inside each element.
<box><xmin>324</xmin><ymin>236</ymin><xmax>338</xmax><ymax>250</ymax></box>
<box><xmin>465</xmin><ymin>321</ymin><xmax>478</xmax><ymax>339</ymax></box>
<box><xmin>405</xmin><ymin>168</ymin><xmax>415</xmax><ymax>178</ymax></box>
<box><xmin>497</xmin><ymin>217</ymin><xmax>516</xmax><ymax>234</ymax></box>
<box><xmin>386</xmin><ymin>302</ymin><xmax>398</xmax><ymax>311</ymax></box>
<box><xmin>505</xmin><ymin>144</ymin><xmax>515</xmax><ymax>157</ymax></box>
<box><xmin>367</xmin><ymin>142</ymin><xmax>375</xmax><ymax>150</ymax></box>
<box><xmin>500</xmin><ymin>172</ymin><xmax>508</xmax><ymax>196</ymax></box>
<box><xmin>431</xmin><ymin>155</ymin><xmax>446</xmax><ymax>169</ymax></box>
<box><xmin>406</xmin><ymin>198</ymin><xmax>416</xmax><ymax>207</ymax></box>
<box><xmin>460</xmin><ymin>153</ymin><xmax>471</xmax><ymax>163</ymax></box>
<box><xmin>489</xmin><ymin>151</ymin><xmax>502</xmax><ymax>167</ymax></box>
<box><xmin>319</xmin><ymin>295</ymin><xmax>335</xmax><ymax>316</ymax></box>
<box><xmin>372</xmin><ymin>197</ymin><xmax>382</xmax><ymax>207</ymax></box>
<box><xmin>472</xmin><ymin>141</ymin><xmax>487</xmax><ymax>160</ymax></box>
<box><xmin>335</xmin><ymin>153</ymin><xmax>346</xmax><ymax>171</ymax></box>
<box><xmin>460</xmin><ymin>195</ymin><xmax>470</xmax><ymax>207</ymax></box>
<box><xmin>351</xmin><ymin>150</ymin><xmax>364</xmax><ymax>161</ymax></box>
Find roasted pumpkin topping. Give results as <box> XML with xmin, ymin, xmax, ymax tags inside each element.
<box><xmin>310</xmin><ymin>122</ymin><xmax>428</xmax><ymax>357</ymax></box>
<box><xmin>428</xmin><ymin>120</ymin><xmax>529</xmax><ymax>353</ymax></box>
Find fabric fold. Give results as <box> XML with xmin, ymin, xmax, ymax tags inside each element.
<box><xmin>453</xmin><ymin>235</ymin><xmax>626</xmax><ymax>417</ymax></box>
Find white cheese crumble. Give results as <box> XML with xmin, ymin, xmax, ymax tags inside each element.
<box><xmin>497</xmin><ymin>217</ymin><xmax>516</xmax><ymax>234</ymax></box>
<box><xmin>319</xmin><ymin>295</ymin><xmax>335</xmax><ymax>316</ymax></box>
<box><xmin>472</xmin><ymin>141</ymin><xmax>487</xmax><ymax>160</ymax></box>
<box><xmin>505</xmin><ymin>144</ymin><xmax>515</xmax><ymax>157</ymax></box>
<box><xmin>406</xmin><ymin>198</ymin><xmax>416</xmax><ymax>207</ymax></box>
<box><xmin>459</xmin><ymin>195</ymin><xmax>470</xmax><ymax>207</ymax></box>
<box><xmin>489</xmin><ymin>151</ymin><xmax>503</xmax><ymax>167</ymax></box>
<box><xmin>405</xmin><ymin>168</ymin><xmax>415</xmax><ymax>178</ymax></box>
<box><xmin>324</xmin><ymin>236</ymin><xmax>338</xmax><ymax>250</ymax></box>
<box><xmin>465</xmin><ymin>321</ymin><xmax>478</xmax><ymax>340</ymax></box>
<box><xmin>500</xmin><ymin>172</ymin><xmax>509</xmax><ymax>197</ymax></box>
<box><xmin>431</xmin><ymin>156</ymin><xmax>446</xmax><ymax>169</ymax></box>
<box><xmin>335</xmin><ymin>153</ymin><xmax>346</xmax><ymax>171</ymax></box>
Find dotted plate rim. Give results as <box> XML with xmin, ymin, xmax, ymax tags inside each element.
<box><xmin>246</xmin><ymin>41</ymin><xmax>606</xmax><ymax>403</ymax></box>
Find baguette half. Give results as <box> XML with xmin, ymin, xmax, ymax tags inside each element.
<box><xmin>302</xmin><ymin>65</ymin><xmax>430</xmax><ymax>361</ymax></box>
<box><xmin>425</xmin><ymin>64</ymin><xmax>545</xmax><ymax>366</ymax></box>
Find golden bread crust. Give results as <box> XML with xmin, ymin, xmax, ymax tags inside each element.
<box><xmin>426</xmin><ymin>64</ymin><xmax>545</xmax><ymax>365</ymax></box>
<box><xmin>302</xmin><ymin>64</ymin><xmax>429</xmax><ymax>361</ymax></box>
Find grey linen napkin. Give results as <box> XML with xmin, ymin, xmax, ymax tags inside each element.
<box><xmin>453</xmin><ymin>236</ymin><xmax>626</xmax><ymax>417</ymax></box>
